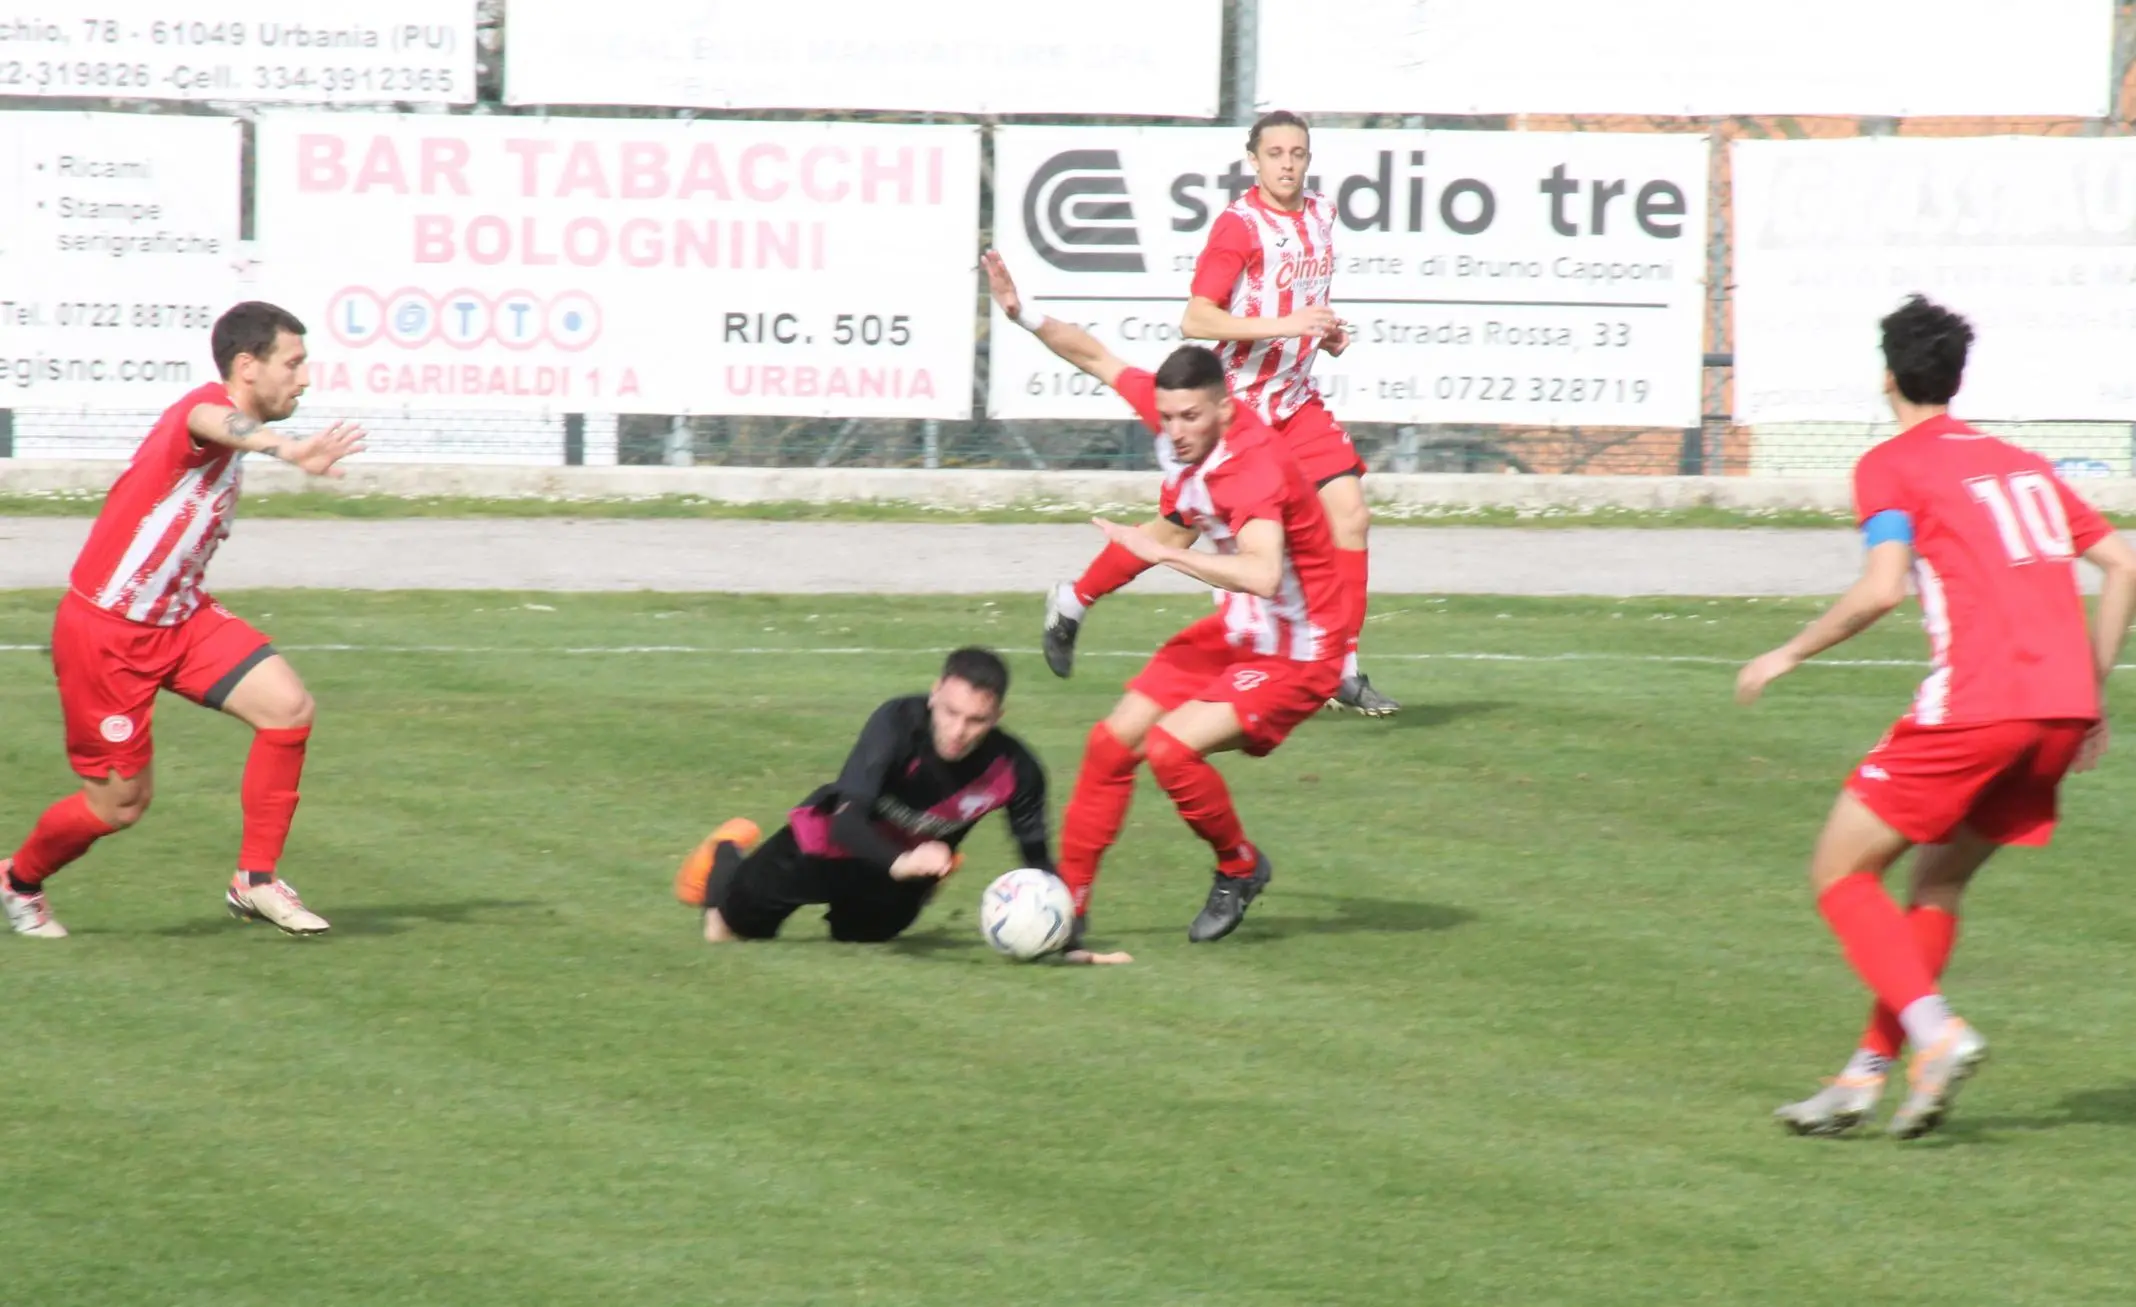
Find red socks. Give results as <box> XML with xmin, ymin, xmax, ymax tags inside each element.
<box><xmin>238</xmin><ymin>726</ymin><xmax>311</xmax><ymax>874</ymax></box>
<box><xmin>1074</xmin><ymin>541</ymin><xmax>1156</xmax><ymax>608</ymax></box>
<box><xmin>1056</xmin><ymin>723</ymin><xmax>1141</xmax><ymax>914</ymax></box>
<box><xmin>1817</xmin><ymin>872</ymin><xmax>1940</xmax><ymax>1019</ymax></box>
<box><xmin>1144</xmin><ymin>727</ymin><xmax>1256</xmax><ymax>876</ymax></box>
<box><xmin>8</xmin><ymin>793</ymin><xmax>118</xmax><ymax>889</ymax></box>
<box><xmin>1861</xmin><ymin>906</ymin><xmax>1959</xmax><ymax>1058</ymax></box>
<box><xmin>1337</xmin><ymin>547</ymin><xmax>1369</xmax><ymax>655</ymax></box>
<box><xmin>7</xmin><ymin>725</ymin><xmax>311</xmax><ymax>894</ymax></box>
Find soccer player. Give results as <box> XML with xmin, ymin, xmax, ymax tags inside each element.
<box><xmin>1736</xmin><ymin>295</ymin><xmax>2136</xmax><ymax>1140</ymax></box>
<box><xmin>1042</xmin><ymin>109</ymin><xmax>1398</xmax><ymax>718</ymax></box>
<box><xmin>675</xmin><ymin>647</ymin><xmax>1129</xmax><ymax>963</ymax></box>
<box><xmin>987</xmin><ymin>250</ymin><xmax>1357</xmax><ymax>946</ymax></box>
<box><xmin>0</xmin><ymin>302</ymin><xmax>364</xmax><ymax>940</ymax></box>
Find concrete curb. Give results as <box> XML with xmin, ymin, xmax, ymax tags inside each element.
<box><xmin>0</xmin><ymin>459</ymin><xmax>1868</xmax><ymax>509</ymax></box>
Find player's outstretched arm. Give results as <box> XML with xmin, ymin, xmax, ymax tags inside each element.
<box><xmin>1736</xmin><ymin>541</ymin><xmax>1910</xmax><ymax>705</ymax></box>
<box><xmin>2071</xmin><ymin>530</ymin><xmax>2136</xmax><ymax>773</ymax></box>
<box><xmin>187</xmin><ymin>404</ymin><xmax>367</xmax><ymax>478</ymax></box>
<box><xmin>1093</xmin><ymin>516</ymin><xmax>1283</xmax><ymax>599</ymax></box>
<box><xmin>2082</xmin><ymin>531</ymin><xmax>2136</xmax><ymax>688</ymax></box>
<box><xmin>983</xmin><ymin>250</ymin><xmax>1128</xmax><ymax>389</ymax></box>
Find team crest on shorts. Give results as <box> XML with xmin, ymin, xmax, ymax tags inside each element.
<box><xmin>99</xmin><ymin>715</ymin><xmax>135</xmax><ymax>743</ymax></box>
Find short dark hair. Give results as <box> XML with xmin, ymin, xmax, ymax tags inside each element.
<box><xmin>1248</xmin><ymin>110</ymin><xmax>1310</xmax><ymax>154</ymax></box>
<box><xmin>1880</xmin><ymin>294</ymin><xmax>1973</xmax><ymax>405</ymax></box>
<box><xmin>212</xmin><ymin>301</ymin><xmax>307</xmax><ymax>379</ymax></box>
<box><xmin>941</xmin><ymin>646</ymin><xmax>1009</xmax><ymax>701</ymax></box>
<box><xmin>1153</xmin><ymin>345</ymin><xmax>1228</xmax><ymax>398</ymax></box>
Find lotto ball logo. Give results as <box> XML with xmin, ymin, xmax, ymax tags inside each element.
<box><xmin>327</xmin><ymin>288</ymin><xmax>603</xmax><ymax>351</ymax></box>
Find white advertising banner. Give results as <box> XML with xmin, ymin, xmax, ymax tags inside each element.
<box><xmin>0</xmin><ymin>112</ymin><xmax>242</xmax><ymax>409</ymax></box>
<box><xmin>1256</xmin><ymin>0</ymin><xmax>2113</xmax><ymax>119</ymax></box>
<box><xmin>253</xmin><ymin>114</ymin><xmax>980</xmax><ymax>416</ymax></box>
<box><xmin>1734</xmin><ymin>137</ymin><xmax>2136</xmax><ymax>424</ymax></box>
<box><xmin>504</xmin><ymin>0</ymin><xmax>1221</xmax><ymax>117</ymax></box>
<box><xmin>988</xmin><ymin>127</ymin><xmax>1708</xmax><ymax>427</ymax></box>
<box><xmin>0</xmin><ymin>2</ymin><xmax>474</xmax><ymax>104</ymax></box>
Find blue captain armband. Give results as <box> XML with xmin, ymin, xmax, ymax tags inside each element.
<box><xmin>1861</xmin><ymin>509</ymin><xmax>1914</xmax><ymax>549</ymax></box>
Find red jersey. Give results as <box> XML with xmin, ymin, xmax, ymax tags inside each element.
<box><xmin>1115</xmin><ymin>368</ymin><xmax>1355</xmax><ymax>661</ymax></box>
<box><xmin>1854</xmin><ymin>414</ymin><xmax>2110</xmax><ymax>726</ymax></box>
<box><xmin>71</xmin><ymin>382</ymin><xmax>245</xmax><ymax>627</ymax></box>
<box><xmin>1189</xmin><ymin>189</ymin><xmax>1337</xmax><ymax>425</ymax></box>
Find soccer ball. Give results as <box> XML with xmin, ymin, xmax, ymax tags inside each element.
<box><xmin>979</xmin><ymin>868</ymin><xmax>1075</xmax><ymax>961</ymax></box>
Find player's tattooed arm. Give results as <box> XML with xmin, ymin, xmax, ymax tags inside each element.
<box><xmin>187</xmin><ymin>402</ymin><xmax>287</xmax><ymax>456</ymax></box>
<box><xmin>187</xmin><ymin>403</ymin><xmax>367</xmax><ymax>476</ymax></box>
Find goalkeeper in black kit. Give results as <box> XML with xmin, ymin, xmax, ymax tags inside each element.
<box><xmin>674</xmin><ymin>647</ymin><xmax>1130</xmax><ymax>963</ymax></box>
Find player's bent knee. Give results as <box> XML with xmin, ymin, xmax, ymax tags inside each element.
<box><xmin>103</xmin><ymin>797</ymin><xmax>152</xmax><ymax>829</ymax></box>
<box><xmin>1086</xmin><ymin>719</ymin><xmax>1144</xmax><ymax>770</ymax></box>
<box><xmin>1101</xmin><ymin>696</ymin><xmax>1163</xmax><ymax>752</ymax></box>
<box><xmin>85</xmin><ymin>780</ymin><xmax>152</xmax><ymax>829</ymax></box>
<box><xmin>1142</xmin><ymin>725</ymin><xmax>1196</xmax><ymax>781</ymax></box>
<box><xmin>278</xmin><ymin>690</ymin><xmax>317</xmax><ymax>731</ymax></box>
<box><xmin>244</xmin><ymin>689</ymin><xmax>313</xmax><ymax>732</ymax></box>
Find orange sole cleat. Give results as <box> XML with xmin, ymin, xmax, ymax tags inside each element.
<box><xmin>674</xmin><ymin>818</ymin><xmax>762</xmax><ymax>906</ymax></box>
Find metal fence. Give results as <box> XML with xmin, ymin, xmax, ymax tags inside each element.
<box><xmin>5</xmin><ymin>1</ymin><xmax>2134</xmax><ymax>476</ymax></box>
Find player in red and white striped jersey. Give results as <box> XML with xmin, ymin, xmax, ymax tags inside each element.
<box><xmin>0</xmin><ymin>303</ymin><xmax>365</xmax><ymax>941</ymax></box>
<box><xmin>987</xmin><ymin>251</ymin><xmax>1357</xmax><ymax>946</ymax></box>
<box><xmin>1043</xmin><ymin>110</ymin><xmax>1399</xmax><ymax>717</ymax></box>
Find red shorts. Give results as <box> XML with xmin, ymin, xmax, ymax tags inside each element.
<box><xmin>1127</xmin><ymin>614</ymin><xmax>1344</xmax><ymax>757</ymax></box>
<box><xmin>1274</xmin><ymin>398</ymin><xmax>1366</xmax><ymax>485</ymax></box>
<box><xmin>51</xmin><ymin>590</ymin><xmax>274</xmax><ymax>778</ymax></box>
<box><xmin>1844</xmin><ymin>716</ymin><xmax>2094</xmax><ymax>848</ymax></box>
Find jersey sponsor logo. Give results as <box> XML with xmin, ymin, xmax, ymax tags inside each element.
<box><xmin>1273</xmin><ymin>251</ymin><xmax>1335</xmax><ymax>292</ymax></box>
<box><xmin>1023</xmin><ymin>149</ymin><xmax>1145</xmax><ymax>274</ymax></box>
<box><xmin>99</xmin><ymin>714</ymin><xmax>135</xmax><ymax>743</ymax></box>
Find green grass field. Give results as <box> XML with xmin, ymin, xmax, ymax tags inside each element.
<box><xmin>2</xmin><ymin>591</ymin><xmax>2131</xmax><ymax>1306</ymax></box>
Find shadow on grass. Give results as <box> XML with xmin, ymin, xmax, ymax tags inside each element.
<box><xmin>145</xmin><ymin>897</ymin><xmax>546</xmax><ymax>938</ymax></box>
<box><xmin>1360</xmin><ymin>698</ymin><xmax>1515</xmax><ymax>730</ymax></box>
<box><xmin>1947</xmin><ymin>1080</ymin><xmax>2136</xmax><ymax>1140</ymax></box>
<box><xmin>1096</xmin><ymin>891</ymin><xmax>1475</xmax><ymax>944</ymax></box>
<box><xmin>807</xmin><ymin>892</ymin><xmax>1474</xmax><ymax>961</ymax></box>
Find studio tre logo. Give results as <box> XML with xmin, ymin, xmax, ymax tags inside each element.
<box><xmin>1023</xmin><ymin>149</ymin><xmax>1146</xmax><ymax>273</ymax></box>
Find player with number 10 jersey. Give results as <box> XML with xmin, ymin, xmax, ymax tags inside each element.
<box><xmin>1736</xmin><ymin>295</ymin><xmax>2136</xmax><ymax>1142</ymax></box>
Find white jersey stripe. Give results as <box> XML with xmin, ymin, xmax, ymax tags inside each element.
<box><xmin>1211</xmin><ymin>192</ymin><xmax>1337</xmax><ymax>425</ymax></box>
<box><xmin>131</xmin><ymin>473</ymin><xmax>230</xmax><ymax>623</ymax></box>
<box><xmin>95</xmin><ymin>467</ymin><xmax>206</xmax><ymax>613</ymax></box>
<box><xmin>91</xmin><ymin>457</ymin><xmax>241</xmax><ymax>625</ymax></box>
<box><xmin>1164</xmin><ymin>436</ymin><xmax>1330</xmax><ymax>663</ymax></box>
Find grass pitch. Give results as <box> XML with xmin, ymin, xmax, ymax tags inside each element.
<box><xmin>2</xmin><ymin>592</ymin><xmax>2131</xmax><ymax>1305</ymax></box>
